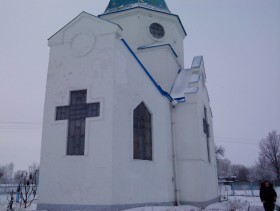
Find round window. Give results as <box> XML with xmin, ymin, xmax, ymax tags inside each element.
<box><xmin>149</xmin><ymin>23</ymin><xmax>165</xmax><ymax>39</ymax></box>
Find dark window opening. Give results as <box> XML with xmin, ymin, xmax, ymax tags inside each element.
<box><xmin>203</xmin><ymin>107</ymin><xmax>211</xmax><ymax>162</ymax></box>
<box><xmin>55</xmin><ymin>90</ymin><xmax>100</xmax><ymax>156</ymax></box>
<box><xmin>133</xmin><ymin>102</ymin><xmax>152</xmax><ymax>161</ymax></box>
<box><xmin>149</xmin><ymin>23</ymin><xmax>165</xmax><ymax>39</ymax></box>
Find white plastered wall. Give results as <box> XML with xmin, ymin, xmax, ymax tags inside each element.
<box><xmin>174</xmin><ymin>67</ymin><xmax>219</xmax><ymax>203</ymax></box>
<box><xmin>38</xmin><ymin>14</ymin><xmax>120</xmax><ymax>206</ymax></box>
<box><xmin>110</xmin><ymin>40</ymin><xmax>175</xmax><ymax>205</ymax></box>
<box><xmin>100</xmin><ymin>8</ymin><xmax>185</xmax><ymax>67</ymax></box>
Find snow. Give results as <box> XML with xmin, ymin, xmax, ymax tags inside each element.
<box><xmin>124</xmin><ymin>205</ymin><xmax>200</xmax><ymax>211</ymax></box>
<box><xmin>275</xmin><ymin>187</ymin><xmax>280</xmax><ymax>206</ymax></box>
<box><xmin>191</xmin><ymin>56</ymin><xmax>203</xmax><ymax>68</ymax></box>
<box><xmin>122</xmin><ymin>198</ymin><xmax>256</xmax><ymax>211</ymax></box>
<box><xmin>0</xmin><ymin>194</ymin><xmax>37</xmax><ymax>211</ymax></box>
<box><xmin>206</xmin><ymin>198</ymin><xmax>250</xmax><ymax>211</ymax></box>
<box><xmin>229</xmin><ymin>196</ymin><xmax>262</xmax><ymax>207</ymax></box>
<box><xmin>170</xmin><ymin>69</ymin><xmax>189</xmax><ymax>99</ymax></box>
<box><xmin>0</xmin><ymin>195</ymin><xmax>6</xmax><ymax>210</ymax></box>
<box><xmin>171</xmin><ymin>68</ymin><xmax>200</xmax><ymax>101</ymax></box>
<box><xmin>0</xmin><ymin>192</ymin><xmax>266</xmax><ymax>211</ymax></box>
<box><xmin>185</xmin><ymin>87</ymin><xmax>199</xmax><ymax>94</ymax></box>
<box><xmin>171</xmin><ymin>69</ymin><xmax>199</xmax><ymax>100</ymax></box>
<box><xmin>188</xmin><ymin>74</ymin><xmax>200</xmax><ymax>84</ymax></box>
<box><xmin>120</xmin><ymin>196</ymin><xmax>264</xmax><ymax>211</ymax></box>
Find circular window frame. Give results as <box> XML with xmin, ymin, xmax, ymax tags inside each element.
<box><xmin>148</xmin><ymin>23</ymin><xmax>165</xmax><ymax>40</ymax></box>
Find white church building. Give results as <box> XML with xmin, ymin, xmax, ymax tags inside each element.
<box><xmin>38</xmin><ymin>0</ymin><xmax>219</xmax><ymax>210</ymax></box>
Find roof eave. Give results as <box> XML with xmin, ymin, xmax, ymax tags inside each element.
<box><xmin>48</xmin><ymin>11</ymin><xmax>123</xmax><ymax>41</ymax></box>
<box><xmin>98</xmin><ymin>7</ymin><xmax>187</xmax><ymax>37</ymax></box>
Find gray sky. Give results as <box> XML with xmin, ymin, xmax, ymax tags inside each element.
<box><xmin>0</xmin><ymin>0</ymin><xmax>279</xmax><ymax>171</ymax></box>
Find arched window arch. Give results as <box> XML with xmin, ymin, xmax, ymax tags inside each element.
<box><xmin>133</xmin><ymin>102</ymin><xmax>152</xmax><ymax>161</ymax></box>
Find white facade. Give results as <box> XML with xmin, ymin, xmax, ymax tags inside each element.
<box><xmin>38</xmin><ymin>2</ymin><xmax>219</xmax><ymax>210</ymax></box>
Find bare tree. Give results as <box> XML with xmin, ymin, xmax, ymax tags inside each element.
<box><xmin>19</xmin><ymin>170</ymin><xmax>38</xmax><ymax>208</ymax></box>
<box><xmin>259</xmin><ymin>130</ymin><xmax>280</xmax><ymax>180</ymax></box>
<box><xmin>0</xmin><ymin>163</ymin><xmax>14</xmax><ymax>184</ymax></box>
<box><xmin>217</xmin><ymin>158</ymin><xmax>232</xmax><ymax>177</ymax></box>
<box><xmin>14</xmin><ymin>170</ymin><xmax>26</xmax><ymax>183</ymax></box>
<box><xmin>215</xmin><ymin>145</ymin><xmax>225</xmax><ymax>159</ymax></box>
<box><xmin>216</xmin><ymin>145</ymin><xmax>235</xmax><ymax>178</ymax></box>
<box><xmin>0</xmin><ymin>166</ymin><xmax>4</xmax><ymax>179</ymax></box>
<box><xmin>5</xmin><ymin>163</ymin><xmax>14</xmax><ymax>181</ymax></box>
<box><xmin>29</xmin><ymin>162</ymin><xmax>39</xmax><ymax>185</ymax></box>
<box><xmin>231</xmin><ymin>164</ymin><xmax>249</xmax><ymax>182</ymax></box>
<box><xmin>28</xmin><ymin>163</ymin><xmax>39</xmax><ymax>172</ymax></box>
<box><xmin>248</xmin><ymin>164</ymin><xmax>276</xmax><ymax>182</ymax></box>
<box><xmin>7</xmin><ymin>163</ymin><xmax>39</xmax><ymax>210</ymax></box>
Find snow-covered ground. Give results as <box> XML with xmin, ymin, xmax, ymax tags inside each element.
<box><xmin>0</xmin><ymin>194</ymin><xmax>37</xmax><ymax>211</ymax></box>
<box><xmin>123</xmin><ymin>205</ymin><xmax>200</xmax><ymax>211</ymax></box>
<box><xmin>0</xmin><ymin>194</ymin><xmax>265</xmax><ymax>211</ymax></box>
<box><xmin>275</xmin><ymin>187</ymin><xmax>280</xmax><ymax>206</ymax></box>
<box><xmin>229</xmin><ymin>190</ymin><xmax>260</xmax><ymax>197</ymax></box>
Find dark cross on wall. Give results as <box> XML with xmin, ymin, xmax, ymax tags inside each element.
<box><xmin>56</xmin><ymin>90</ymin><xmax>100</xmax><ymax>155</ymax></box>
<box><xmin>203</xmin><ymin>107</ymin><xmax>211</xmax><ymax>162</ymax></box>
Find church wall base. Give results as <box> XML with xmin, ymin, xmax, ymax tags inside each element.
<box><xmin>37</xmin><ymin>197</ymin><xmax>219</xmax><ymax>211</ymax></box>
<box><xmin>37</xmin><ymin>202</ymin><xmax>174</xmax><ymax>211</ymax></box>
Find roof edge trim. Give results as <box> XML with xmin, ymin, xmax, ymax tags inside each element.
<box><xmin>48</xmin><ymin>11</ymin><xmax>123</xmax><ymax>41</ymax></box>
<box><xmin>99</xmin><ymin>7</ymin><xmax>187</xmax><ymax>36</ymax></box>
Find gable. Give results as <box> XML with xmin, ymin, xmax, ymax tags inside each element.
<box><xmin>99</xmin><ymin>7</ymin><xmax>187</xmax><ymax>38</ymax></box>
<box><xmin>48</xmin><ymin>11</ymin><xmax>122</xmax><ymax>47</ymax></box>
<box><xmin>120</xmin><ymin>39</ymin><xmax>173</xmax><ymax>102</ymax></box>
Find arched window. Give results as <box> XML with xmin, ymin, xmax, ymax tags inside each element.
<box><xmin>133</xmin><ymin>102</ymin><xmax>152</xmax><ymax>161</ymax></box>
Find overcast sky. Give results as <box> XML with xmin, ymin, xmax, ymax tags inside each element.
<box><xmin>0</xmin><ymin>0</ymin><xmax>279</xmax><ymax>171</ymax></box>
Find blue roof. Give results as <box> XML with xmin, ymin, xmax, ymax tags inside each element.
<box><xmin>104</xmin><ymin>0</ymin><xmax>170</xmax><ymax>14</ymax></box>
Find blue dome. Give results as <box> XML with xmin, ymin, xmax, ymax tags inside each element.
<box><xmin>104</xmin><ymin>0</ymin><xmax>170</xmax><ymax>14</ymax></box>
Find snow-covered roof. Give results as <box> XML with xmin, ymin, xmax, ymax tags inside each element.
<box><xmin>188</xmin><ymin>74</ymin><xmax>200</xmax><ymax>83</ymax></box>
<box><xmin>171</xmin><ymin>56</ymin><xmax>205</xmax><ymax>102</ymax></box>
<box><xmin>191</xmin><ymin>56</ymin><xmax>203</xmax><ymax>68</ymax></box>
<box><xmin>170</xmin><ymin>69</ymin><xmax>189</xmax><ymax>100</ymax></box>
<box><xmin>104</xmin><ymin>0</ymin><xmax>170</xmax><ymax>14</ymax></box>
<box><xmin>170</xmin><ymin>69</ymin><xmax>200</xmax><ymax>100</ymax></box>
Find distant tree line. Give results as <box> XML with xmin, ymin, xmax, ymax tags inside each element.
<box><xmin>216</xmin><ymin>130</ymin><xmax>280</xmax><ymax>183</ymax></box>
<box><xmin>0</xmin><ymin>163</ymin><xmax>14</xmax><ymax>184</ymax></box>
<box><xmin>0</xmin><ymin>162</ymin><xmax>39</xmax><ymax>185</ymax></box>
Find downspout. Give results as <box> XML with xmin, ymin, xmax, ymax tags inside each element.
<box><xmin>170</xmin><ymin>102</ymin><xmax>180</xmax><ymax>206</ymax></box>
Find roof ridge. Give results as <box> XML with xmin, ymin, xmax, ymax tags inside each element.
<box><xmin>104</xmin><ymin>0</ymin><xmax>170</xmax><ymax>14</ymax></box>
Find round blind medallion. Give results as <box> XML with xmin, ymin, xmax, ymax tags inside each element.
<box><xmin>71</xmin><ymin>32</ymin><xmax>95</xmax><ymax>57</ymax></box>
<box><xmin>149</xmin><ymin>23</ymin><xmax>165</xmax><ymax>39</ymax></box>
